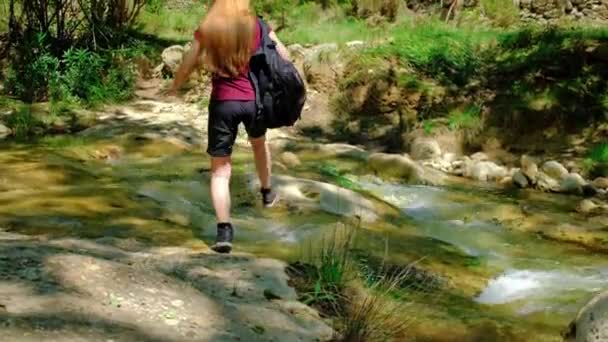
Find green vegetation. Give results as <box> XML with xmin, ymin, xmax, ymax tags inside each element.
<box><xmin>290</xmin><ymin>226</ymin><xmax>438</xmax><ymax>341</ymax></box>
<box><xmin>478</xmin><ymin>0</ymin><xmax>520</xmax><ymax>28</ymax></box>
<box><xmin>448</xmin><ymin>105</ymin><xmax>482</xmax><ymax>130</ymax></box>
<box><xmin>584</xmin><ymin>143</ymin><xmax>608</xmax><ymax>177</ymax></box>
<box><xmin>138</xmin><ymin>1</ymin><xmax>208</xmax><ymax>41</ymax></box>
<box><xmin>5</xmin><ymin>105</ymin><xmax>38</xmax><ymax>139</ymax></box>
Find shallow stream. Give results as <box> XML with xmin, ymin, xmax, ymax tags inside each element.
<box><xmin>0</xmin><ymin>115</ymin><xmax>606</xmax><ymax>341</ymax></box>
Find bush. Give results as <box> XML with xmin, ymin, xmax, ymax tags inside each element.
<box><xmin>4</xmin><ymin>43</ymin><xmax>136</xmax><ymax>105</ymax></box>
<box><xmin>583</xmin><ymin>143</ymin><xmax>608</xmax><ymax>177</ymax></box>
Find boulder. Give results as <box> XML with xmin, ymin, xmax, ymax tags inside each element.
<box><xmin>303</xmin><ymin>52</ymin><xmax>341</xmax><ymax>92</ymax></box>
<box><xmin>467</xmin><ymin>161</ymin><xmax>508</xmax><ymax>182</ymax></box>
<box><xmin>280</xmin><ymin>152</ymin><xmax>302</xmax><ymax>168</ymax></box>
<box><xmin>471</xmin><ymin>152</ymin><xmax>489</xmax><ymax>161</ymax></box>
<box><xmin>368</xmin><ymin>152</ymin><xmax>445</xmax><ymax>185</ymax></box>
<box><xmin>443</xmin><ymin>153</ymin><xmax>458</xmax><ymax>163</ymax></box>
<box><xmin>541</xmin><ymin>160</ymin><xmax>569</xmax><ymax>180</ymax></box>
<box><xmin>561</xmin><ymin>173</ymin><xmax>587</xmax><ymax>194</ymax></box>
<box><xmin>576</xmin><ymin>199</ymin><xmax>599</xmax><ymax>215</ymax></box>
<box><xmin>536</xmin><ymin>171</ymin><xmax>561</xmax><ymax>192</ymax></box>
<box><xmin>0</xmin><ymin>123</ymin><xmax>11</xmax><ymax>139</ymax></box>
<box><xmin>564</xmin><ymin>290</ymin><xmax>608</xmax><ymax>342</ymax></box>
<box><xmin>593</xmin><ymin>177</ymin><xmax>608</xmax><ymax>189</ymax></box>
<box><xmin>513</xmin><ymin>169</ymin><xmax>529</xmax><ymax>188</ymax></box>
<box><xmin>249</xmin><ymin>174</ymin><xmax>385</xmax><ymax>223</ymax></box>
<box><xmin>411</xmin><ymin>138</ymin><xmax>442</xmax><ymax>160</ymax></box>
<box><xmin>161</xmin><ymin>45</ymin><xmax>185</xmax><ymax>76</ymax></box>
<box><xmin>521</xmin><ymin>155</ymin><xmax>539</xmax><ymax>183</ymax></box>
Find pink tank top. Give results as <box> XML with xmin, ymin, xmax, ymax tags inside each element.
<box><xmin>194</xmin><ymin>20</ymin><xmax>268</xmax><ymax>101</ymax></box>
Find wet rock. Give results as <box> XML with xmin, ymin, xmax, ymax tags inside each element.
<box><xmin>368</xmin><ymin>152</ymin><xmax>446</xmax><ymax>185</ymax></box>
<box><xmin>0</xmin><ymin>123</ymin><xmax>11</xmax><ymax>139</ymax></box>
<box><xmin>411</xmin><ymin>138</ymin><xmax>442</xmax><ymax>160</ymax></box>
<box><xmin>536</xmin><ymin>171</ymin><xmax>561</xmax><ymax>192</ymax></box>
<box><xmin>576</xmin><ymin>199</ymin><xmax>599</xmax><ymax>215</ymax></box>
<box><xmin>541</xmin><ymin>160</ymin><xmax>568</xmax><ymax>180</ymax></box>
<box><xmin>561</xmin><ymin>173</ymin><xmax>587</xmax><ymax>194</ymax></box>
<box><xmin>467</xmin><ymin>161</ymin><xmax>508</xmax><ymax>182</ymax></box>
<box><xmin>72</xmin><ymin>109</ymin><xmax>97</xmax><ymax>130</ymax></box>
<box><xmin>280</xmin><ymin>152</ymin><xmax>301</xmax><ymax>168</ymax></box>
<box><xmin>513</xmin><ymin>169</ymin><xmax>529</xmax><ymax>188</ymax></box>
<box><xmin>565</xmin><ymin>289</ymin><xmax>608</xmax><ymax>342</ymax></box>
<box><xmin>583</xmin><ymin>184</ymin><xmax>599</xmax><ymax>198</ymax></box>
<box><xmin>593</xmin><ymin>177</ymin><xmax>608</xmax><ymax>189</ymax></box>
<box><xmin>521</xmin><ymin>155</ymin><xmax>539</xmax><ymax>183</ymax></box>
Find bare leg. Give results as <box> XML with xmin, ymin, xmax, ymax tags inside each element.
<box><xmin>250</xmin><ymin>135</ymin><xmax>271</xmax><ymax>190</ymax></box>
<box><xmin>210</xmin><ymin>156</ymin><xmax>232</xmax><ymax>223</ymax></box>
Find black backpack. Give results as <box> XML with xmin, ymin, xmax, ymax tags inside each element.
<box><xmin>249</xmin><ymin>18</ymin><xmax>307</xmax><ymax>129</ymax></box>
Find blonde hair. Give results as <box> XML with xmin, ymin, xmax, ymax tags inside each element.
<box><xmin>198</xmin><ymin>0</ymin><xmax>256</xmax><ymax>78</ymax></box>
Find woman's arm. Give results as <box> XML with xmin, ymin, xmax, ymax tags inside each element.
<box><xmin>169</xmin><ymin>38</ymin><xmax>202</xmax><ymax>94</ymax></box>
<box><xmin>268</xmin><ymin>31</ymin><xmax>290</xmax><ymax>61</ymax></box>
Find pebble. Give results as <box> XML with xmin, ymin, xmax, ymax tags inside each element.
<box><xmin>171</xmin><ymin>299</ymin><xmax>184</xmax><ymax>308</ymax></box>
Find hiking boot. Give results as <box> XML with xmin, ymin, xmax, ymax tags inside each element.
<box><xmin>261</xmin><ymin>188</ymin><xmax>278</xmax><ymax>208</ymax></box>
<box><xmin>211</xmin><ymin>223</ymin><xmax>233</xmax><ymax>254</ymax></box>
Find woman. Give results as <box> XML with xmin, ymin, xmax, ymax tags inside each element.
<box><xmin>168</xmin><ymin>0</ymin><xmax>290</xmax><ymax>253</ymax></box>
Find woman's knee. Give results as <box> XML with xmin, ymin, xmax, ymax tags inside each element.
<box><xmin>211</xmin><ymin>157</ymin><xmax>232</xmax><ymax>178</ymax></box>
<box><xmin>249</xmin><ymin>135</ymin><xmax>266</xmax><ymax>149</ymax></box>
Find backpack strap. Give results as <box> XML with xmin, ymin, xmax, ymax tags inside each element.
<box><xmin>257</xmin><ymin>16</ymin><xmax>275</xmax><ymax>50</ymax></box>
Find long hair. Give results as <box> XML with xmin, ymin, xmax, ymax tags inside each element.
<box><xmin>198</xmin><ymin>0</ymin><xmax>256</xmax><ymax>78</ymax></box>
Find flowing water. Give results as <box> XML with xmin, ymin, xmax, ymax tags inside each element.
<box><xmin>1</xmin><ymin>114</ymin><xmax>607</xmax><ymax>341</ymax></box>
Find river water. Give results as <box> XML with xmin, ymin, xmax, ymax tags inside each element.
<box><xmin>0</xmin><ymin>123</ymin><xmax>606</xmax><ymax>341</ymax></box>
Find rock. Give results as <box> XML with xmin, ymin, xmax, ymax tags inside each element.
<box><xmin>72</xmin><ymin>109</ymin><xmax>97</xmax><ymax>130</ymax></box>
<box><xmin>303</xmin><ymin>50</ymin><xmax>341</xmax><ymax>92</ymax></box>
<box><xmin>576</xmin><ymin>199</ymin><xmax>599</xmax><ymax>214</ymax></box>
<box><xmin>521</xmin><ymin>155</ymin><xmax>539</xmax><ymax>183</ymax></box>
<box><xmin>499</xmin><ymin>176</ymin><xmax>514</xmax><ymax>187</ymax></box>
<box><xmin>513</xmin><ymin>170</ymin><xmax>529</xmax><ymax>188</ymax></box>
<box><xmin>471</xmin><ymin>152</ymin><xmax>489</xmax><ymax>161</ymax></box>
<box><xmin>565</xmin><ymin>290</ymin><xmax>608</xmax><ymax>342</ymax></box>
<box><xmin>593</xmin><ymin>177</ymin><xmax>608</xmax><ymax>189</ymax></box>
<box><xmin>368</xmin><ymin>152</ymin><xmax>446</xmax><ymax>185</ymax></box>
<box><xmin>541</xmin><ymin>160</ymin><xmax>569</xmax><ymax>180</ymax></box>
<box><xmin>467</xmin><ymin>161</ymin><xmax>508</xmax><ymax>182</ymax></box>
<box><xmin>443</xmin><ymin>153</ymin><xmax>458</xmax><ymax>163</ymax></box>
<box><xmin>583</xmin><ymin>184</ymin><xmax>599</xmax><ymax>198</ymax></box>
<box><xmin>536</xmin><ymin>172</ymin><xmax>561</xmax><ymax>192</ymax></box>
<box><xmin>0</xmin><ymin>123</ymin><xmax>11</xmax><ymax>139</ymax></box>
<box><xmin>161</xmin><ymin>45</ymin><xmax>185</xmax><ymax>75</ymax></box>
<box><xmin>345</xmin><ymin>40</ymin><xmax>366</xmax><ymax>50</ymax></box>
<box><xmin>280</xmin><ymin>152</ymin><xmax>301</xmax><ymax>168</ymax></box>
<box><xmin>411</xmin><ymin>138</ymin><xmax>442</xmax><ymax>160</ymax></box>
<box><xmin>561</xmin><ymin>173</ymin><xmax>587</xmax><ymax>194</ymax></box>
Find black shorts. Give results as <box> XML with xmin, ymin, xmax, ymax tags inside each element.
<box><xmin>207</xmin><ymin>100</ymin><xmax>267</xmax><ymax>157</ymax></box>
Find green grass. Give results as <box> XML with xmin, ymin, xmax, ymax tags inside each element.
<box><xmin>448</xmin><ymin>105</ymin><xmax>482</xmax><ymax>130</ymax></box>
<box><xmin>137</xmin><ymin>3</ymin><xmax>207</xmax><ymax>42</ymax></box>
<box><xmin>5</xmin><ymin>104</ymin><xmax>39</xmax><ymax>139</ymax></box>
<box><xmin>366</xmin><ymin>19</ymin><xmax>498</xmax><ymax>86</ymax></box>
<box><xmin>278</xmin><ymin>3</ymin><xmax>382</xmax><ymax>45</ymax></box>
